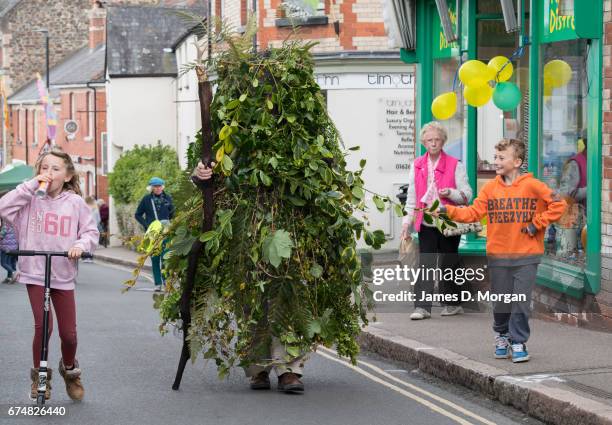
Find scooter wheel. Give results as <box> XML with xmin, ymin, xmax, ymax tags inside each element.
<box><xmin>36</xmin><ymin>394</ymin><xmax>45</xmax><ymax>406</ymax></box>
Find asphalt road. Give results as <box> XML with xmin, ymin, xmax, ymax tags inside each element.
<box><xmin>0</xmin><ymin>262</ymin><xmax>543</xmax><ymax>425</ymax></box>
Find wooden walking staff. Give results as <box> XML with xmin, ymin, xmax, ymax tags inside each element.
<box><xmin>172</xmin><ymin>12</ymin><xmax>215</xmax><ymax>391</ymax></box>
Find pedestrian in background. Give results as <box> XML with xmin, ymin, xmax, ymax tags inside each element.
<box><xmin>97</xmin><ymin>198</ymin><xmax>109</xmax><ymax>247</ymax></box>
<box><xmin>134</xmin><ymin>177</ymin><xmax>175</xmax><ymax>291</ymax></box>
<box><xmin>84</xmin><ymin>196</ymin><xmax>100</xmax><ymax>263</ymax></box>
<box><xmin>0</xmin><ymin>148</ymin><xmax>99</xmax><ymax>400</ymax></box>
<box><xmin>0</xmin><ymin>218</ymin><xmax>18</xmax><ymax>284</ymax></box>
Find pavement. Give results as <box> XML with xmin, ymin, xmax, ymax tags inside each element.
<box><xmin>0</xmin><ymin>262</ymin><xmax>544</xmax><ymax>425</ymax></box>
<box><xmin>92</xmin><ymin>245</ymin><xmax>612</xmax><ymax>425</ymax></box>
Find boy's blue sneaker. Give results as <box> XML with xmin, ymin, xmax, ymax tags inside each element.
<box><xmin>511</xmin><ymin>343</ymin><xmax>530</xmax><ymax>363</ymax></box>
<box><xmin>494</xmin><ymin>334</ymin><xmax>510</xmax><ymax>359</ymax></box>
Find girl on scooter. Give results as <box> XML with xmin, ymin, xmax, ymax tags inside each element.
<box><xmin>0</xmin><ymin>147</ymin><xmax>99</xmax><ymax>401</ymax></box>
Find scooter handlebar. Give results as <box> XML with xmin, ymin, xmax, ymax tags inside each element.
<box><xmin>6</xmin><ymin>250</ymin><xmax>94</xmax><ymax>260</ymax></box>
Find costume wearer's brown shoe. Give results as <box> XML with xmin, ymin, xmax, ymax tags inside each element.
<box><xmin>249</xmin><ymin>371</ymin><xmax>271</xmax><ymax>390</ymax></box>
<box><xmin>59</xmin><ymin>359</ymin><xmax>84</xmax><ymax>401</ymax></box>
<box><xmin>30</xmin><ymin>368</ymin><xmax>52</xmax><ymax>400</ymax></box>
<box><xmin>277</xmin><ymin>372</ymin><xmax>304</xmax><ymax>393</ymax></box>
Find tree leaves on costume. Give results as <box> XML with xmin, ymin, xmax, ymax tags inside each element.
<box><xmin>263</xmin><ymin>229</ymin><xmax>294</xmax><ymax>268</ymax></box>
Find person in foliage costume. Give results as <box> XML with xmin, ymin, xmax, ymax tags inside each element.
<box><xmin>139</xmin><ymin>32</ymin><xmax>387</xmax><ymax>394</ymax></box>
<box><xmin>195</xmin><ymin>163</ymin><xmax>307</xmax><ymax>391</ymax></box>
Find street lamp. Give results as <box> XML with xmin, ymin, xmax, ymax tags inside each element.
<box><xmin>33</xmin><ymin>28</ymin><xmax>50</xmax><ymax>89</ymax></box>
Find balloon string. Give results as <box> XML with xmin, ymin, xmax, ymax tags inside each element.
<box><xmin>496</xmin><ymin>45</ymin><xmax>525</xmax><ymax>83</ymax></box>
<box><xmin>453</xmin><ymin>55</ymin><xmax>464</xmax><ymax>92</ymax></box>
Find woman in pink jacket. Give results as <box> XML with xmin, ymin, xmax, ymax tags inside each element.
<box><xmin>400</xmin><ymin>122</ymin><xmax>472</xmax><ymax>320</ymax></box>
<box><xmin>0</xmin><ymin>148</ymin><xmax>98</xmax><ymax>401</ymax></box>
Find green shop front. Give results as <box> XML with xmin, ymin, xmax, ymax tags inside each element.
<box><xmin>398</xmin><ymin>0</ymin><xmax>603</xmax><ymax>300</ymax></box>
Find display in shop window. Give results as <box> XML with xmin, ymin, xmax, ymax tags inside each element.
<box><xmin>540</xmin><ymin>40</ymin><xmax>587</xmax><ymax>267</ymax></box>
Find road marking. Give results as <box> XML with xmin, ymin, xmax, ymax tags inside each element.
<box><xmin>95</xmin><ymin>261</ymin><xmax>155</xmax><ymax>284</ymax></box>
<box><xmin>318</xmin><ymin>346</ymin><xmax>496</xmax><ymax>425</ymax></box>
<box><xmin>504</xmin><ymin>374</ymin><xmax>564</xmax><ymax>384</ymax></box>
<box><xmin>316</xmin><ymin>349</ymin><xmax>475</xmax><ymax>425</ymax></box>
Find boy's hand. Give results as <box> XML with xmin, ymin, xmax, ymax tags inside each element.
<box><xmin>433</xmin><ymin>205</ymin><xmax>447</xmax><ymax>217</ymax></box>
<box><xmin>194</xmin><ymin>161</ymin><xmax>216</xmax><ymax>181</ymax></box>
<box><xmin>68</xmin><ymin>246</ymin><xmax>83</xmax><ymax>259</ymax></box>
<box><xmin>521</xmin><ymin>223</ymin><xmax>537</xmax><ymax>237</ymax></box>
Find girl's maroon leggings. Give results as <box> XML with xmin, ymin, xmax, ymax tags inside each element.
<box><xmin>26</xmin><ymin>285</ymin><xmax>77</xmax><ymax>369</ymax></box>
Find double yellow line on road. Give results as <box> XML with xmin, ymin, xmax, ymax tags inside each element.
<box><xmin>316</xmin><ymin>346</ymin><xmax>496</xmax><ymax>425</ymax></box>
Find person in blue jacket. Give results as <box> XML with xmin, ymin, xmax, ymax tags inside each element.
<box><xmin>135</xmin><ymin>177</ymin><xmax>175</xmax><ymax>291</ymax></box>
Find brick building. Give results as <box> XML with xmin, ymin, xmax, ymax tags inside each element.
<box><xmin>2</xmin><ymin>0</ymin><xmax>203</xmax><ymax>195</ymax></box>
<box><xmin>7</xmin><ymin>1</ymin><xmax>107</xmax><ymax>200</ymax></box>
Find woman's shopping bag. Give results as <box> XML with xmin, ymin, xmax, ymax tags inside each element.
<box><xmin>398</xmin><ymin>238</ymin><xmax>419</xmax><ymax>268</ymax></box>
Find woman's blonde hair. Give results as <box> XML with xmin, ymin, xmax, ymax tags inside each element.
<box><xmin>35</xmin><ymin>147</ymin><xmax>82</xmax><ymax>196</ymax></box>
<box><xmin>420</xmin><ymin>121</ymin><xmax>448</xmax><ymax>145</ymax></box>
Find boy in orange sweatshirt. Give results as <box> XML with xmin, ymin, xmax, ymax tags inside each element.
<box><xmin>439</xmin><ymin>139</ymin><xmax>566</xmax><ymax>363</ymax></box>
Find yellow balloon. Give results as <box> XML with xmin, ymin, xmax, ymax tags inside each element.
<box><xmin>543</xmin><ymin>60</ymin><xmax>572</xmax><ymax>88</ymax></box>
<box><xmin>487</xmin><ymin>56</ymin><xmax>513</xmax><ymax>82</ymax></box>
<box><xmin>464</xmin><ymin>84</ymin><xmax>493</xmax><ymax>107</ymax></box>
<box><xmin>459</xmin><ymin>60</ymin><xmax>492</xmax><ymax>87</ymax></box>
<box><xmin>543</xmin><ymin>85</ymin><xmax>553</xmax><ymax>98</ymax></box>
<box><xmin>431</xmin><ymin>92</ymin><xmax>457</xmax><ymax>120</ymax></box>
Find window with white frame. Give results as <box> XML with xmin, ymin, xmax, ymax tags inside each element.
<box><xmin>70</xmin><ymin>93</ymin><xmax>76</xmax><ymax>120</ymax></box>
<box><xmin>281</xmin><ymin>0</ymin><xmax>326</xmax><ymax>17</ymax></box>
<box><xmin>19</xmin><ymin>109</ymin><xmax>25</xmax><ymax>143</ymax></box>
<box><xmin>33</xmin><ymin>109</ymin><xmax>39</xmax><ymax>145</ymax></box>
<box><xmin>101</xmin><ymin>132</ymin><xmax>108</xmax><ymax>174</ymax></box>
<box><xmin>87</xmin><ymin>91</ymin><xmax>94</xmax><ymax>141</ymax></box>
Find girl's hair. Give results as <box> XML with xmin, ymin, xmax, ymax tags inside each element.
<box><xmin>420</xmin><ymin>121</ymin><xmax>448</xmax><ymax>144</ymax></box>
<box><xmin>35</xmin><ymin>147</ymin><xmax>82</xmax><ymax>196</ymax></box>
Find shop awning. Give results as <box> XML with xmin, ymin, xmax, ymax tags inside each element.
<box><xmin>0</xmin><ymin>164</ymin><xmax>34</xmax><ymax>193</ymax></box>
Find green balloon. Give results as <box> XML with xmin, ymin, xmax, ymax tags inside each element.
<box><xmin>492</xmin><ymin>82</ymin><xmax>522</xmax><ymax>111</ymax></box>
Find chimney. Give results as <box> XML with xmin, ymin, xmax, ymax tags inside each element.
<box><xmin>89</xmin><ymin>1</ymin><xmax>106</xmax><ymax>49</ymax></box>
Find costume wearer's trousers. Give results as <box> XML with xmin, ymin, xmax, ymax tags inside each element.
<box><xmin>242</xmin><ymin>301</ymin><xmax>308</xmax><ymax>377</ymax></box>
<box><xmin>414</xmin><ymin>225</ymin><xmax>462</xmax><ymax>312</ymax></box>
<box><xmin>244</xmin><ymin>336</ymin><xmax>308</xmax><ymax>378</ymax></box>
<box><xmin>489</xmin><ymin>264</ymin><xmax>537</xmax><ymax>344</ymax></box>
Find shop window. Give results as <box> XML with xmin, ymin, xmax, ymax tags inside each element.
<box><xmin>558</xmin><ymin>0</ymin><xmax>574</xmax><ymax>15</ymax></box>
<box><xmin>477</xmin><ymin>0</ymin><xmax>529</xmax><ymax>15</ymax></box>
<box><xmin>477</xmin><ymin>0</ymin><xmax>503</xmax><ymax>14</ymax></box>
<box><xmin>476</xmin><ymin>19</ymin><xmax>530</xmax><ymax>179</ymax></box>
<box><xmin>433</xmin><ymin>57</ymin><xmax>465</xmax><ymax>162</ymax></box>
<box><xmin>540</xmin><ymin>39</ymin><xmax>588</xmax><ymax>267</ymax></box>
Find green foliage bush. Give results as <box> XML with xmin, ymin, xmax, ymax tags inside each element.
<box><xmin>108</xmin><ymin>144</ymin><xmax>183</xmax><ymax>205</ymax></box>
